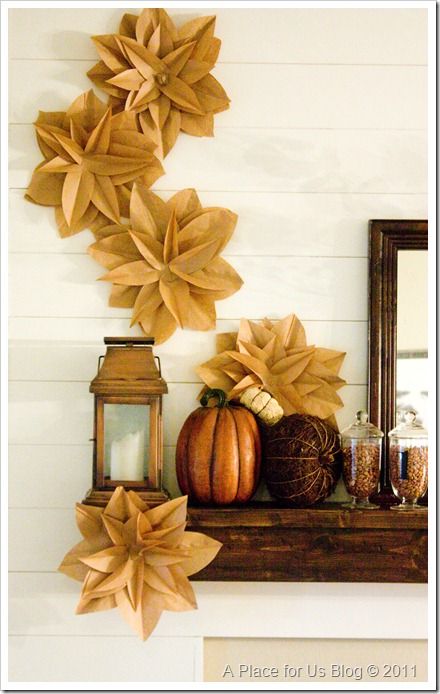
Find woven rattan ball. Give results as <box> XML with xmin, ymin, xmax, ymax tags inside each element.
<box><xmin>262</xmin><ymin>414</ymin><xmax>342</xmax><ymax>506</ymax></box>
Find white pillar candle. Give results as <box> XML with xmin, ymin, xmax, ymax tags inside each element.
<box><xmin>110</xmin><ymin>431</ymin><xmax>144</xmax><ymax>481</ymax></box>
<box><xmin>110</xmin><ymin>438</ymin><xmax>123</xmax><ymax>480</ymax></box>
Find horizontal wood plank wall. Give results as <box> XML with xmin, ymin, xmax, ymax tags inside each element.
<box><xmin>8</xmin><ymin>6</ymin><xmax>428</xmax><ymax>684</ymax></box>
<box><xmin>8</xmin><ymin>635</ymin><xmax>202</xmax><ymax>683</ymax></box>
<box><xmin>9</xmin><ymin>573</ymin><xmax>427</xmax><ymax>639</ymax></box>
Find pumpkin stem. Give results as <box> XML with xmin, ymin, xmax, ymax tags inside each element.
<box><xmin>201</xmin><ymin>388</ymin><xmax>228</xmax><ymax>408</ymax></box>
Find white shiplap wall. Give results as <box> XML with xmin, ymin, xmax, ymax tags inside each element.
<box><xmin>8</xmin><ymin>6</ymin><xmax>428</xmax><ymax>685</ymax></box>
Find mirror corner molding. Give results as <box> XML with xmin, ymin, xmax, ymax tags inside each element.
<box><xmin>368</xmin><ymin>219</ymin><xmax>428</xmax><ymax>501</ymax></box>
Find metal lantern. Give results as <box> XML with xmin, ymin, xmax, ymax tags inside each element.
<box><xmin>83</xmin><ymin>337</ymin><xmax>169</xmax><ymax>507</ymax></box>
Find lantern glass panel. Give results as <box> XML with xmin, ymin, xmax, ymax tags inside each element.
<box><xmin>103</xmin><ymin>404</ymin><xmax>150</xmax><ymax>482</ymax></box>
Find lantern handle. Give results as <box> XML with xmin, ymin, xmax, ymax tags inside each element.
<box><xmin>154</xmin><ymin>355</ymin><xmax>162</xmax><ymax>376</ymax></box>
<box><xmin>97</xmin><ymin>354</ymin><xmax>105</xmax><ymax>372</ymax></box>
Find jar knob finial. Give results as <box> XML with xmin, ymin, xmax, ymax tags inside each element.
<box><xmin>356</xmin><ymin>410</ymin><xmax>368</xmax><ymax>425</ymax></box>
<box><xmin>404</xmin><ymin>409</ymin><xmax>417</xmax><ymax>424</ymax></box>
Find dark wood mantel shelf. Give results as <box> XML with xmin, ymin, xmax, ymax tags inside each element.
<box><xmin>187</xmin><ymin>503</ymin><xmax>427</xmax><ymax>583</ymax></box>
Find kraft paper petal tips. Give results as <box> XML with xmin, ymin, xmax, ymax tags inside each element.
<box><xmin>88</xmin><ymin>184</ymin><xmax>243</xmax><ymax>344</ymax></box>
<box><xmin>25</xmin><ymin>90</ymin><xmax>164</xmax><ymax>237</ymax></box>
<box><xmin>197</xmin><ymin>314</ymin><xmax>347</xmax><ymax>423</ymax></box>
<box><xmin>59</xmin><ymin>487</ymin><xmax>222</xmax><ymax>640</ymax></box>
<box><xmin>88</xmin><ymin>8</ymin><xmax>230</xmax><ymax>158</ymax></box>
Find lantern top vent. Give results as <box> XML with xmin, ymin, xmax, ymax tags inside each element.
<box><xmin>90</xmin><ymin>337</ymin><xmax>168</xmax><ymax>396</ymax></box>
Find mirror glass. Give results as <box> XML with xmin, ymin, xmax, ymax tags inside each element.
<box><xmin>368</xmin><ymin>220</ymin><xmax>427</xmax><ymax>499</ymax></box>
<box><xmin>396</xmin><ymin>250</ymin><xmax>428</xmax><ymax>426</ymax></box>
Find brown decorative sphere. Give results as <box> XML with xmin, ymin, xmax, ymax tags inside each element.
<box><xmin>262</xmin><ymin>414</ymin><xmax>342</xmax><ymax>506</ymax></box>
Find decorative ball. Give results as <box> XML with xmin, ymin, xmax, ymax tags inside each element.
<box><xmin>262</xmin><ymin>414</ymin><xmax>342</xmax><ymax>506</ymax></box>
<box><xmin>176</xmin><ymin>389</ymin><xmax>261</xmax><ymax>505</ymax></box>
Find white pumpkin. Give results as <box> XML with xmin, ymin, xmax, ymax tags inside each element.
<box><xmin>240</xmin><ymin>386</ymin><xmax>284</xmax><ymax>425</ymax></box>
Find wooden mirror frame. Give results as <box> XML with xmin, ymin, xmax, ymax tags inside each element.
<box><xmin>368</xmin><ymin>219</ymin><xmax>428</xmax><ymax>503</ymax></box>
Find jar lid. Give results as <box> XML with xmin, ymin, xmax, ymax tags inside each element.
<box><xmin>341</xmin><ymin>410</ymin><xmax>384</xmax><ymax>439</ymax></box>
<box><xmin>388</xmin><ymin>410</ymin><xmax>428</xmax><ymax>438</ymax></box>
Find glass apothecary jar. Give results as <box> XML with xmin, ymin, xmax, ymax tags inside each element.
<box><xmin>389</xmin><ymin>410</ymin><xmax>428</xmax><ymax>510</ymax></box>
<box><xmin>340</xmin><ymin>410</ymin><xmax>383</xmax><ymax>509</ymax></box>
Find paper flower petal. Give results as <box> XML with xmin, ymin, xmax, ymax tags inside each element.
<box><xmin>91</xmin><ymin>174</ymin><xmax>120</xmax><ymax>222</ymax></box>
<box><xmin>177</xmin><ymin>15</ymin><xmax>216</xmax><ymax>61</ymax></box>
<box><xmin>55</xmin><ymin>203</ymin><xmax>100</xmax><ymax>239</ymax></box>
<box><xmin>179</xmin><ymin>59</ymin><xmax>214</xmax><ymax>86</ymax></box>
<box><xmin>62</xmin><ymin>169</ymin><xmax>94</xmax><ymax>228</ymax></box>
<box><xmin>130</xmin><ymin>230</ymin><xmax>164</xmax><ymax>270</ymax></box>
<box><xmin>109</xmin><ymin>285</ymin><xmax>140</xmax><ymax>308</ymax></box>
<box><xmin>177</xmin><ymin>531</ymin><xmax>223</xmax><ymax>576</ymax></box>
<box><xmin>146</xmin><ymin>495</ymin><xmax>187</xmax><ymax>529</ymax></box>
<box><xmin>85</xmin><ymin>109</ymin><xmax>112</xmax><ymax>155</ymax></box>
<box><xmin>193</xmin><ymin>74</ymin><xmax>230</xmax><ymax>114</ymax></box>
<box><xmin>140</xmin><ymin>302</ymin><xmax>177</xmax><ymax>345</ymax></box>
<box><xmin>25</xmin><ymin>90</ymin><xmax>163</xmax><ymax>236</ymax></box>
<box><xmin>129</xmin><ymin>283</ymin><xmax>161</xmax><ymax>326</ymax></box>
<box><xmin>196</xmin><ymin>352</ymin><xmax>240</xmax><ymax>392</ymax></box>
<box><xmin>180</xmin><ymin>111</ymin><xmax>214</xmax><ymax>137</ymax></box>
<box><xmin>158</xmin><ymin>107</ymin><xmax>181</xmax><ymax>158</ymax></box>
<box><xmin>270</xmin><ymin>348</ymin><xmax>316</xmax><ymax>385</ymax></box>
<box><xmin>67</xmin><ymin>89</ymin><xmax>108</xmax><ymax>126</ymax></box>
<box><xmin>130</xmin><ymin>185</ymin><xmax>169</xmax><ymax>241</ymax></box>
<box><xmin>162</xmin><ymin>210</ymin><xmax>179</xmax><ymax>263</ymax></box>
<box><xmin>101</xmin><ymin>261</ymin><xmax>160</xmax><ymax>286</ymax></box>
<box><xmin>166</xmin><ymin>188</ymin><xmax>202</xmax><ymax>225</ymax></box>
<box><xmin>75</xmin><ymin>504</ymin><xmax>105</xmax><ymax>539</ymax></box>
<box><xmin>159</xmin><ymin>275</ymin><xmax>190</xmax><ymax>327</ymax></box>
<box><xmin>25</xmin><ymin>169</ymin><xmax>64</xmax><ymax>207</ymax></box>
<box><xmin>165</xmin><ymin>566</ymin><xmax>197</xmax><ymax>609</ymax></box>
<box><xmin>76</xmin><ymin>593</ymin><xmax>117</xmax><ymax>615</ymax></box>
<box><xmin>204</xmin><ymin>36</ymin><xmax>221</xmax><ymax>65</ymax></box>
<box><xmin>87</xmin><ymin>8</ymin><xmax>230</xmax><ymax>158</ymax></box>
<box><xmin>197</xmin><ymin>314</ymin><xmax>346</xmax><ymax>423</ymax></box>
<box><xmin>120</xmin><ymin>12</ymin><xmax>139</xmax><ymax>38</ymax></box>
<box><xmin>58</xmin><ymin>539</ymin><xmax>97</xmax><ymax>582</ymax></box>
<box><xmin>116</xmin><ymin>586</ymin><xmax>163</xmax><ymax>641</ymax></box>
<box><xmin>175</xmin><ymin>256</ymin><xmax>243</xmax><ymax>296</ymax></box>
<box><xmin>148</xmin><ymin>23</ymin><xmax>175</xmax><ymax>58</ymax></box>
<box><xmin>108</xmin><ymin>68</ymin><xmax>144</xmax><ymax>91</ymax></box>
<box><xmin>80</xmin><ymin>545</ymin><xmax>128</xmax><ymax>573</ymax></box>
<box><xmin>59</xmin><ymin>488</ymin><xmax>221</xmax><ymax>640</ymax></box>
<box><xmin>184</xmin><ymin>292</ymin><xmax>216</xmax><ymax>331</ymax></box>
<box><xmin>88</xmin><ymin>184</ymin><xmax>241</xmax><ymax>343</ymax></box>
<box><xmin>88</xmin><ymin>228</ymin><xmax>138</xmax><ymax>268</ymax></box>
<box><xmin>91</xmin><ymin>34</ymin><xmax>129</xmax><ymax>72</ymax></box>
<box><xmin>143</xmin><ymin>565</ymin><xmax>179</xmax><ymax>596</ymax></box>
<box><xmin>178</xmin><ymin>208</ymin><xmax>237</xmax><ymax>254</ymax></box>
<box><xmin>149</xmin><ymin>94</ymin><xmax>171</xmax><ymax>129</ymax></box>
<box><xmin>162</xmin><ymin>42</ymin><xmax>195</xmax><ymax>75</ymax></box>
<box><xmin>160</xmin><ymin>74</ymin><xmax>204</xmax><ymax>115</ymax></box>
<box><xmin>271</xmin><ymin>314</ymin><xmax>308</xmax><ymax>349</ymax></box>
<box><xmin>170</xmin><ymin>238</ymin><xmax>220</xmax><ymax>276</ymax></box>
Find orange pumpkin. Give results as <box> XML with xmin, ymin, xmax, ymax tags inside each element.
<box><xmin>176</xmin><ymin>389</ymin><xmax>262</xmax><ymax>505</ymax></box>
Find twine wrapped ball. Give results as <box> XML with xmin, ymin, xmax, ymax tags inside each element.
<box><xmin>262</xmin><ymin>414</ymin><xmax>342</xmax><ymax>506</ymax></box>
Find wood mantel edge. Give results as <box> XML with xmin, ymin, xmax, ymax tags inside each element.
<box><xmin>186</xmin><ymin>504</ymin><xmax>427</xmax><ymax>583</ymax></box>
<box><xmin>186</xmin><ymin>503</ymin><xmax>428</xmax><ymax>530</ymax></box>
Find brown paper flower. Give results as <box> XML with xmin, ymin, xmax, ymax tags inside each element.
<box><xmin>59</xmin><ymin>487</ymin><xmax>222</xmax><ymax>640</ymax></box>
<box><xmin>25</xmin><ymin>90</ymin><xmax>164</xmax><ymax>237</ymax></box>
<box><xmin>88</xmin><ymin>183</ymin><xmax>242</xmax><ymax>344</ymax></box>
<box><xmin>196</xmin><ymin>314</ymin><xmax>346</xmax><ymax>422</ymax></box>
<box><xmin>87</xmin><ymin>9</ymin><xmax>230</xmax><ymax>158</ymax></box>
